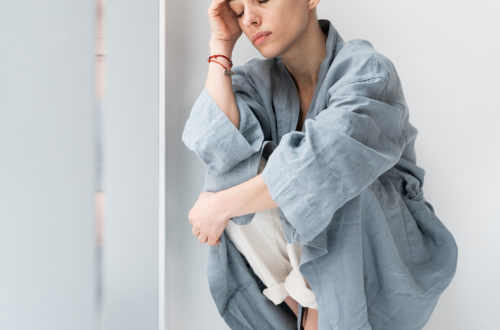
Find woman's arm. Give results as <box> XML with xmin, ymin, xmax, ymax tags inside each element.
<box><xmin>188</xmin><ymin>173</ymin><xmax>276</xmax><ymax>246</ymax></box>
<box><xmin>216</xmin><ymin>173</ymin><xmax>278</xmax><ymax>219</ymax></box>
<box><xmin>182</xmin><ymin>1</ymin><xmax>268</xmax><ymax>175</ymax></box>
<box><xmin>205</xmin><ymin>40</ymin><xmax>240</xmax><ymax>129</ymax></box>
<box><xmin>204</xmin><ymin>0</ymin><xmax>244</xmax><ymax>129</ymax></box>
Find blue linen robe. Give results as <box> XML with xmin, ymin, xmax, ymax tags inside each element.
<box><xmin>182</xmin><ymin>19</ymin><xmax>458</xmax><ymax>330</ymax></box>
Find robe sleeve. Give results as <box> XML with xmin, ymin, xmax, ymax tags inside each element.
<box><xmin>261</xmin><ymin>74</ymin><xmax>409</xmax><ymax>242</ymax></box>
<box><xmin>181</xmin><ymin>67</ymin><xmax>269</xmax><ymax>175</ymax></box>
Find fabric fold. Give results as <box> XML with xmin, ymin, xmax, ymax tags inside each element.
<box><xmin>181</xmin><ymin>88</ymin><xmax>265</xmax><ymax>175</ymax></box>
<box><xmin>261</xmin><ymin>74</ymin><xmax>409</xmax><ymax>243</ymax></box>
<box><xmin>284</xmin><ymin>269</ymin><xmax>318</xmax><ymax>309</ymax></box>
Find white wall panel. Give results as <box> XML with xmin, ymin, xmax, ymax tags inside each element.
<box><xmin>0</xmin><ymin>1</ymin><xmax>97</xmax><ymax>329</ymax></box>
<box><xmin>102</xmin><ymin>1</ymin><xmax>161</xmax><ymax>329</ymax></box>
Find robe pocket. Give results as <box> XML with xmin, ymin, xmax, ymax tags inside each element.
<box><xmin>397</xmin><ymin>188</ymin><xmax>432</xmax><ymax>266</ymax></box>
<box><xmin>373</xmin><ymin>176</ymin><xmax>426</xmax><ymax>266</ymax></box>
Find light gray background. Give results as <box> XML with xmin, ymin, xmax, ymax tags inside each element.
<box><xmin>168</xmin><ymin>0</ymin><xmax>500</xmax><ymax>329</ymax></box>
<box><xmin>0</xmin><ymin>1</ymin><xmax>97</xmax><ymax>329</ymax></box>
<box><xmin>101</xmin><ymin>0</ymin><xmax>160</xmax><ymax>329</ymax></box>
<box><xmin>0</xmin><ymin>0</ymin><xmax>161</xmax><ymax>329</ymax></box>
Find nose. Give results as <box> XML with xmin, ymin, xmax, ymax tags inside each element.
<box><xmin>242</xmin><ymin>4</ymin><xmax>261</xmax><ymax>27</ymax></box>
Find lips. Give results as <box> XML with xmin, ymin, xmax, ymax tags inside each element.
<box><xmin>252</xmin><ymin>31</ymin><xmax>272</xmax><ymax>45</ymax></box>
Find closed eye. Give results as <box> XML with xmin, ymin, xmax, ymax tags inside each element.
<box><xmin>236</xmin><ymin>0</ymin><xmax>268</xmax><ymax>19</ymax></box>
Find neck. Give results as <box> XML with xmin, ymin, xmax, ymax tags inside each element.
<box><xmin>280</xmin><ymin>15</ymin><xmax>327</xmax><ymax>94</ymax></box>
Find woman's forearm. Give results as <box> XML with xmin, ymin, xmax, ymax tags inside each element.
<box><xmin>206</xmin><ymin>41</ymin><xmax>276</xmax><ymax>217</ymax></box>
<box><xmin>217</xmin><ymin>173</ymin><xmax>279</xmax><ymax>219</ymax></box>
<box><xmin>205</xmin><ymin>40</ymin><xmax>240</xmax><ymax>129</ymax></box>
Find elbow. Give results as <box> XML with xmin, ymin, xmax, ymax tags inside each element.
<box><xmin>182</xmin><ymin>134</ymin><xmax>235</xmax><ymax>175</ymax></box>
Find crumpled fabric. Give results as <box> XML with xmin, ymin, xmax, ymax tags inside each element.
<box><xmin>182</xmin><ymin>18</ymin><xmax>458</xmax><ymax>330</ymax></box>
<box><xmin>225</xmin><ymin>155</ymin><xmax>318</xmax><ymax>310</ymax></box>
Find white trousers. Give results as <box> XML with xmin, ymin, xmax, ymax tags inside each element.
<box><xmin>225</xmin><ymin>156</ymin><xmax>318</xmax><ymax>309</ymax></box>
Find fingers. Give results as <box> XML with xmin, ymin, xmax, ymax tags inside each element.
<box><xmin>208</xmin><ymin>0</ymin><xmax>229</xmax><ymax>13</ymax></box>
<box><xmin>198</xmin><ymin>232</ymin><xmax>222</xmax><ymax>246</ymax></box>
<box><xmin>213</xmin><ymin>0</ymin><xmax>228</xmax><ymax>6</ymax></box>
<box><xmin>207</xmin><ymin>237</ymin><xmax>221</xmax><ymax>247</ymax></box>
<box><xmin>198</xmin><ymin>232</ymin><xmax>208</xmax><ymax>243</ymax></box>
<box><xmin>192</xmin><ymin>227</ymin><xmax>221</xmax><ymax>246</ymax></box>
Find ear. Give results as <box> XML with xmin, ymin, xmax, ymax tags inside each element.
<box><xmin>307</xmin><ymin>0</ymin><xmax>320</xmax><ymax>10</ymax></box>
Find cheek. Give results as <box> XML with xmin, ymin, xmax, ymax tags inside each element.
<box><xmin>281</xmin><ymin>14</ymin><xmax>307</xmax><ymax>40</ymax></box>
<box><xmin>241</xmin><ymin>29</ymin><xmax>251</xmax><ymax>42</ymax></box>
<box><xmin>278</xmin><ymin>3</ymin><xmax>308</xmax><ymax>27</ymax></box>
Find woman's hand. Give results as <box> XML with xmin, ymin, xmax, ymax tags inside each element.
<box><xmin>207</xmin><ymin>0</ymin><xmax>242</xmax><ymax>46</ymax></box>
<box><xmin>188</xmin><ymin>191</ymin><xmax>230</xmax><ymax>246</ymax></box>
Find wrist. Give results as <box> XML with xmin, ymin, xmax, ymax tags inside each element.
<box><xmin>209</xmin><ymin>39</ymin><xmax>234</xmax><ymax>57</ymax></box>
<box><xmin>214</xmin><ymin>188</ymin><xmax>236</xmax><ymax>220</ymax></box>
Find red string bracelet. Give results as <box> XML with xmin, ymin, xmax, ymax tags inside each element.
<box><xmin>208</xmin><ymin>54</ymin><xmax>233</xmax><ymax>67</ymax></box>
<box><xmin>208</xmin><ymin>54</ymin><xmax>235</xmax><ymax>75</ymax></box>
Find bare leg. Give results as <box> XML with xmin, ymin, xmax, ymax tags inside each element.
<box><xmin>283</xmin><ymin>296</ymin><xmax>318</xmax><ymax>329</ymax></box>
<box><xmin>284</xmin><ymin>296</ymin><xmax>299</xmax><ymax>317</ymax></box>
<box><xmin>304</xmin><ymin>308</ymin><xmax>318</xmax><ymax>330</ymax></box>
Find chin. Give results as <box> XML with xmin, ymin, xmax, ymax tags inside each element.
<box><xmin>256</xmin><ymin>45</ymin><xmax>280</xmax><ymax>59</ymax></box>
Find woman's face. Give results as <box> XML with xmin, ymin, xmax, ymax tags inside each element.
<box><xmin>228</xmin><ymin>0</ymin><xmax>310</xmax><ymax>58</ymax></box>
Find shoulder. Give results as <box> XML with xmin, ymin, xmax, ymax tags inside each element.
<box><xmin>332</xmin><ymin>39</ymin><xmax>399</xmax><ymax>86</ymax></box>
<box><xmin>328</xmin><ymin>39</ymin><xmax>403</xmax><ymax>99</ymax></box>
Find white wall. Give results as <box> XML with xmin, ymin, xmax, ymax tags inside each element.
<box><xmin>0</xmin><ymin>1</ymin><xmax>163</xmax><ymax>329</ymax></box>
<box><xmin>102</xmin><ymin>1</ymin><xmax>161</xmax><ymax>329</ymax></box>
<box><xmin>0</xmin><ymin>2</ymin><xmax>96</xmax><ymax>329</ymax></box>
<box><xmin>169</xmin><ymin>0</ymin><xmax>500</xmax><ymax>329</ymax></box>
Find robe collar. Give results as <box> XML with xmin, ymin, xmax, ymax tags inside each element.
<box><xmin>271</xmin><ymin>20</ymin><xmax>345</xmax><ymax>263</ymax></box>
<box><xmin>275</xmin><ymin>19</ymin><xmax>343</xmax><ymax>139</ymax></box>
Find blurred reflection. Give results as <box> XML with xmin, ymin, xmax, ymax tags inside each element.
<box><xmin>94</xmin><ymin>0</ymin><xmax>105</xmax><ymax>315</ymax></box>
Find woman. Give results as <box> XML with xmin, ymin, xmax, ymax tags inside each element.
<box><xmin>182</xmin><ymin>0</ymin><xmax>458</xmax><ymax>329</ymax></box>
